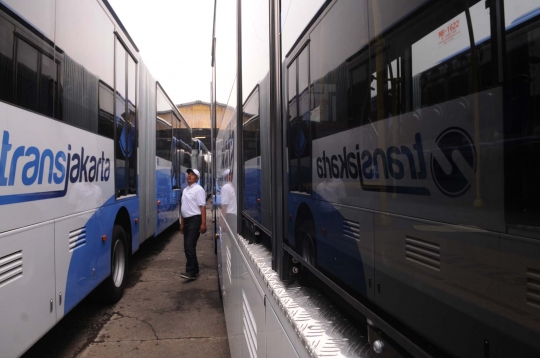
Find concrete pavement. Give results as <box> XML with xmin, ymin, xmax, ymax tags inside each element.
<box><xmin>79</xmin><ymin>202</ymin><xmax>230</xmax><ymax>358</ymax></box>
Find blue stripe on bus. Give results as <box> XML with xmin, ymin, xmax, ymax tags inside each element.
<box><xmin>0</xmin><ymin>189</ymin><xmax>68</xmax><ymax>205</ymax></box>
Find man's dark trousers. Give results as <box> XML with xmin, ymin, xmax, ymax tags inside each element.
<box><xmin>184</xmin><ymin>215</ymin><xmax>202</xmax><ymax>275</ymax></box>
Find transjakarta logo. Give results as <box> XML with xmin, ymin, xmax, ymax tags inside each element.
<box><xmin>314</xmin><ymin>128</ymin><xmax>476</xmax><ymax>197</ymax></box>
<box><xmin>431</xmin><ymin>127</ymin><xmax>476</xmax><ymax>197</ymax></box>
<box><xmin>0</xmin><ymin>130</ymin><xmax>111</xmax><ymax>205</ymax></box>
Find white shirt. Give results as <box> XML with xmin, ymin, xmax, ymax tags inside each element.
<box><xmin>220</xmin><ymin>182</ymin><xmax>237</xmax><ymax>215</ymax></box>
<box><xmin>181</xmin><ymin>183</ymin><xmax>206</xmax><ymax>218</ymax></box>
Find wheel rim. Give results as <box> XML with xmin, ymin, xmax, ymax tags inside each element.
<box><xmin>112</xmin><ymin>239</ymin><xmax>126</xmax><ymax>287</ymax></box>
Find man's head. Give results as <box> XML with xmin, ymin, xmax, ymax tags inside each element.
<box><xmin>186</xmin><ymin>168</ymin><xmax>200</xmax><ymax>185</ymax></box>
<box><xmin>223</xmin><ymin>169</ymin><xmax>232</xmax><ymax>181</ymax></box>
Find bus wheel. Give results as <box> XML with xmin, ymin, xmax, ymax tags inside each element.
<box><xmin>302</xmin><ymin>235</ymin><xmax>315</xmax><ymax>265</ymax></box>
<box><xmin>98</xmin><ymin>225</ymin><xmax>128</xmax><ymax>304</ymax></box>
<box><xmin>298</xmin><ymin>221</ymin><xmax>316</xmax><ymax>286</ymax></box>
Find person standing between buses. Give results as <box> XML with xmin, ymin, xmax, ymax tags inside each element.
<box><xmin>180</xmin><ymin>168</ymin><xmax>207</xmax><ymax>280</ymax></box>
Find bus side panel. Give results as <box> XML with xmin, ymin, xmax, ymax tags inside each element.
<box><xmin>374</xmin><ymin>212</ymin><xmax>540</xmax><ymax>357</ymax></box>
<box><xmin>1</xmin><ymin>0</ymin><xmax>56</xmax><ymax>40</ymax></box>
<box><xmin>56</xmin><ymin>209</ymin><xmax>100</xmax><ymax>317</ymax></box>
<box><xmin>138</xmin><ymin>60</ymin><xmax>157</xmax><ymax>243</ymax></box>
<box><xmin>56</xmin><ymin>0</ymin><xmax>115</xmax><ymax>87</ymax></box>
<box><xmin>220</xmin><ymin>215</ymin><xmax>242</xmax><ymax>358</ymax></box>
<box><xmin>155</xmin><ymin>157</ymin><xmax>175</xmax><ymax>235</ymax></box>
<box><xmin>0</xmin><ymin>221</ymin><xmax>56</xmax><ymax>358</ymax></box>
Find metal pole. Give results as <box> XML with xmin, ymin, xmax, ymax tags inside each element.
<box><xmin>269</xmin><ymin>0</ymin><xmax>286</xmax><ymax>278</ymax></box>
<box><xmin>236</xmin><ymin>0</ymin><xmax>244</xmax><ymax>236</ymax></box>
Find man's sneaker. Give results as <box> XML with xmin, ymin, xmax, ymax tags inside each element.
<box><xmin>181</xmin><ymin>272</ymin><xmax>197</xmax><ymax>280</ymax></box>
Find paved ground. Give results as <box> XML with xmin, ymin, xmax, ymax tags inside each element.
<box><xmin>23</xmin><ymin>202</ymin><xmax>230</xmax><ymax>358</ymax></box>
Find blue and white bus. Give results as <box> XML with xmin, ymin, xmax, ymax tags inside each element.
<box><xmin>214</xmin><ymin>0</ymin><xmax>540</xmax><ymax>357</ymax></box>
<box><xmin>0</xmin><ymin>1</ymin><xmax>189</xmax><ymax>356</ymax></box>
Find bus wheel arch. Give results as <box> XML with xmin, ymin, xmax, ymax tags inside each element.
<box><xmin>97</xmin><ymin>207</ymin><xmax>131</xmax><ymax>303</ymax></box>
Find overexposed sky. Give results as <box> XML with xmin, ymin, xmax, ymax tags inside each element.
<box><xmin>108</xmin><ymin>0</ymin><xmax>214</xmax><ymax>105</ymax></box>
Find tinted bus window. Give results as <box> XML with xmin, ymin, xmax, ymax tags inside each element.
<box><xmin>156</xmin><ymin>115</ymin><xmax>172</xmax><ymax>162</ymax></box>
<box><xmin>0</xmin><ymin>16</ymin><xmax>14</xmax><ymax>103</ymax></box>
<box><xmin>127</xmin><ymin>56</ymin><xmax>137</xmax><ymax>194</ymax></box>
<box><xmin>39</xmin><ymin>53</ymin><xmax>55</xmax><ymax>117</ymax></box>
<box><xmin>16</xmin><ymin>38</ymin><xmax>38</xmax><ymax>111</ymax></box>
<box><xmin>63</xmin><ymin>54</ymin><xmax>98</xmax><ymax>132</ymax></box>
<box><xmin>98</xmin><ymin>81</ymin><xmax>115</xmax><ymax>139</ymax></box>
<box><xmin>287</xmin><ymin>45</ymin><xmax>312</xmax><ymax>194</ymax></box>
<box><xmin>115</xmin><ymin>38</ymin><xmax>138</xmax><ymax>196</ymax></box>
<box><xmin>504</xmin><ymin>1</ymin><xmax>540</xmax><ymax>233</ymax></box>
<box><xmin>156</xmin><ymin>85</ymin><xmax>173</xmax><ymax>162</ymax></box>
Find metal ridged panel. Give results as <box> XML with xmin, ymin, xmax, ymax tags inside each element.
<box><xmin>226</xmin><ymin>244</ymin><xmax>232</xmax><ymax>284</ymax></box>
<box><xmin>343</xmin><ymin>220</ymin><xmax>360</xmax><ymax>241</ymax></box>
<box><xmin>0</xmin><ymin>250</ymin><xmax>23</xmax><ymax>287</ymax></box>
<box><xmin>69</xmin><ymin>227</ymin><xmax>87</xmax><ymax>251</ymax></box>
<box><xmin>238</xmin><ymin>237</ymin><xmax>371</xmax><ymax>357</ymax></box>
<box><xmin>243</xmin><ymin>290</ymin><xmax>258</xmax><ymax>358</ymax></box>
<box><xmin>405</xmin><ymin>236</ymin><xmax>440</xmax><ymax>271</ymax></box>
<box><xmin>526</xmin><ymin>268</ymin><xmax>540</xmax><ymax>309</ymax></box>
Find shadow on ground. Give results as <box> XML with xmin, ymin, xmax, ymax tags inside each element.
<box><xmin>21</xmin><ymin>225</ymin><xmax>178</xmax><ymax>358</ymax></box>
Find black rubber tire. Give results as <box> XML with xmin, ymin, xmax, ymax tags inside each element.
<box><xmin>298</xmin><ymin>220</ymin><xmax>316</xmax><ymax>287</ymax></box>
<box><xmin>97</xmin><ymin>225</ymin><xmax>128</xmax><ymax>304</ymax></box>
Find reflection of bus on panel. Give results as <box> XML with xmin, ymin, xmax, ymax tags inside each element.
<box><xmin>285</xmin><ymin>0</ymin><xmax>540</xmax><ymax>356</ymax></box>
<box><xmin>192</xmin><ymin>138</ymin><xmax>212</xmax><ymax>197</ymax></box>
<box><xmin>0</xmin><ymin>1</ymin><xmax>184</xmax><ymax>357</ymax></box>
<box><xmin>156</xmin><ymin>83</ymin><xmax>193</xmax><ymax>234</ymax></box>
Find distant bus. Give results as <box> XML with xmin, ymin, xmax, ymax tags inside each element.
<box><xmin>0</xmin><ymin>1</ymin><xmax>188</xmax><ymax>356</ymax></box>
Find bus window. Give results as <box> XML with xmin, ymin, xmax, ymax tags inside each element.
<box><xmin>243</xmin><ymin>87</ymin><xmax>260</xmax><ymax>221</ymax></box>
<box><xmin>504</xmin><ymin>1</ymin><xmax>540</xmax><ymax>233</ymax></box>
<box><xmin>114</xmin><ymin>38</ymin><xmax>137</xmax><ymax>196</ymax></box>
<box><xmin>98</xmin><ymin>81</ymin><xmax>115</xmax><ymax>139</ymax></box>
<box><xmin>287</xmin><ymin>58</ymin><xmax>299</xmax><ymax>191</ymax></box>
<box><xmin>16</xmin><ymin>38</ymin><xmax>39</xmax><ymax>112</ymax></box>
<box><xmin>63</xmin><ymin>54</ymin><xmax>98</xmax><ymax>132</ymax></box>
<box><xmin>0</xmin><ymin>15</ymin><xmax>14</xmax><ymax>104</ymax></box>
<box><xmin>127</xmin><ymin>55</ymin><xmax>137</xmax><ymax>194</ymax></box>
<box><xmin>310</xmin><ymin>0</ymin><xmax>369</xmax><ymax>137</ymax></box>
<box><xmin>287</xmin><ymin>45</ymin><xmax>313</xmax><ymax>194</ymax></box>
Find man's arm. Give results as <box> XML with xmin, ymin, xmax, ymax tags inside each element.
<box><xmin>200</xmin><ymin>205</ymin><xmax>207</xmax><ymax>233</ymax></box>
<box><xmin>180</xmin><ymin>216</ymin><xmax>185</xmax><ymax>234</ymax></box>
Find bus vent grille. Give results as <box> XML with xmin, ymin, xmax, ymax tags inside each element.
<box><xmin>69</xmin><ymin>227</ymin><xmax>87</xmax><ymax>251</ymax></box>
<box><xmin>242</xmin><ymin>290</ymin><xmax>257</xmax><ymax>358</ymax></box>
<box><xmin>526</xmin><ymin>268</ymin><xmax>540</xmax><ymax>309</ymax></box>
<box><xmin>343</xmin><ymin>220</ymin><xmax>360</xmax><ymax>241</ymax></box>
<box><xmin>0</xmin><ymin>250</ymin><xmax>23</xmax><ymax>287</ymax></box>
<box><xmin>226</xmin><ymin>244</ymin><xmax>232</xmax><ymax>284</ymax></box>
<box><xmin>405</xmin><ymin>236</ymin><xmax>440</xmax><ymax>271</ymax></box>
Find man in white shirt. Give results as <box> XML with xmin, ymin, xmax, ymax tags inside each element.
<box><xmin>221</xmin><ymin>169</ymin><xmax>237</xmax><ymax>217</ymax></box>
<box><xmin>180</xmin><ymin>168</ymin><xmax>207</xmax><ymax>280</ymax></box>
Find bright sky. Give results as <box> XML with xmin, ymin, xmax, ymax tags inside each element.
<box><xmin>108</xmin><ymin>0</ymin><xmax>214</xmax><ymax>105</ymax></box>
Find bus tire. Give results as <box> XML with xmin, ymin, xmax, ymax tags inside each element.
<box><xmin>298</xmin><ymin>220</ymin><xmax>316</xmax><ymax>287</ymax></box>
<box><xmin>98</xmin><ymin>225</ymin><xmax>128</xmax><ymax>304</ymax></box>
